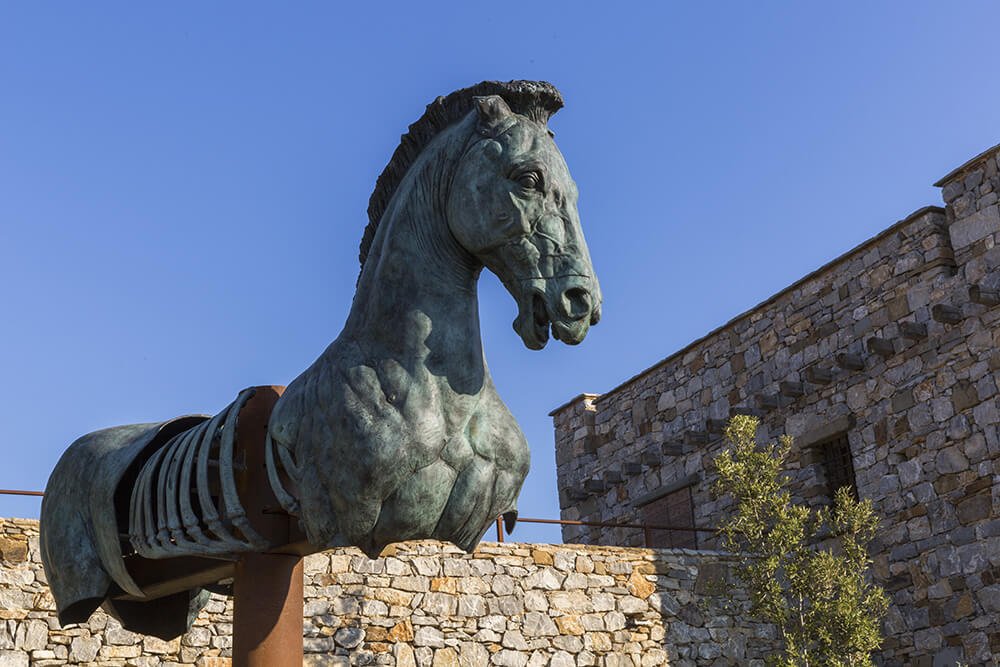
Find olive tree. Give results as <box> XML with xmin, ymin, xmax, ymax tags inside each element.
<box><xmin>712</xmin><ymin>415</ymin><xmax>888</xmax><ymax>667</ymax></box>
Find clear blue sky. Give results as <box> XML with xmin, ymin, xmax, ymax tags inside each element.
<box><xmin>2</xmin><ymin>3</ymin><xmax>998</xmax><ymax>543</ymax></box>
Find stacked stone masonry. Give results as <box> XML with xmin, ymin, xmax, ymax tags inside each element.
<box><xmin>551</xmin><ymin>143</ymin><xmax>1000</xmax><ymax>666</ymax></box>
<box><xmin>0</xmin><ymin>518</ymin><xmax>779</xmax><ymax>666</ymax></box>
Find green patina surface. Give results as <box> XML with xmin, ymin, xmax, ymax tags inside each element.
<box><xmin>40</xmin><ymin>80</ymin><xmax>601</xmax><ymax>639</ymax></box>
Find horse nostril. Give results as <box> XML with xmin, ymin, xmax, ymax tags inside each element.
<box><xmin>560</xmin><ymin>287</ymin><xmax>592</xmax><ymax>321</ymax></box>
<box><xmin>590</xmin><ymin>302</ymin><xmax>601</xmax><ymax>325</ymax></box>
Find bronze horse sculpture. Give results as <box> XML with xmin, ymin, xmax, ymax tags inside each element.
<box><xmin>40</xmin><ymin>80</ymin><xmax>601</xmax><ymax>639</ymax></box>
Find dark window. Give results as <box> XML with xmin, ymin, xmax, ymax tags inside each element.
<box><xmin>640</xmin><ymin>485</ymin><xmax>698</xmax><ymax>549</ymax></box>
<box><xmin>820</xmin><ymin>433</ymin><xmax>858</xmax><ymax>500</ymax></box>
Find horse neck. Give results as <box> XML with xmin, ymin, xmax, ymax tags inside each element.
<box><xmin>341</xmin><ymin>148</ymin><xmax>487</xmax><ymax>395</ymax></box>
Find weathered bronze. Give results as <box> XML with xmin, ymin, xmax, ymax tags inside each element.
<box><xmin>39</xmin><ymin>80</ymin><xmax>601</xmax><ymax>641</ymax></box>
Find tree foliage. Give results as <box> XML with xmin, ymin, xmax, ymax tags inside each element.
<box><xmin>712</xmin><ymin>415</ymin><xmax>889</xmax><ymax>667</ymax></box>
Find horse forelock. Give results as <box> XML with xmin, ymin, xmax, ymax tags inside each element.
<box><xmin>359</xmin><ymin>80</ymin><xmax>564</xmax><ymax>273</ymax></box>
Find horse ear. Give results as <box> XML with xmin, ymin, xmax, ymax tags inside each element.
<box><xmin>473</xmin><ymin>95</ymin><xmax>514</xmax><ymax>137</ymax></box>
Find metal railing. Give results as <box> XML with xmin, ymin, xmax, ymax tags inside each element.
<box><xmin>1</xmin><ymin>489</ymin><xmax>714</xmax><ymax>549</ymax></box>
<box><xmin>495</xmin><ymin>516</ymin><xmax>715</xmax><ymax>548</ymax></box>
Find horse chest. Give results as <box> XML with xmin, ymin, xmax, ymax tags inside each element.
<box><xmin>269</xmin><ymin>324</ymin><xmax>530</xmax><ymax>552</ymax></box>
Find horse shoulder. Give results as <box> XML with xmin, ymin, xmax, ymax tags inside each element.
<box><xmin>469</xmin><ymin>385</ymin><xmax>529</xmax><ymax>475</ymax></box>
<box><xmin>269</xmin><ymin>341</ymin><xmax>360</xmax><ymax>450</ymax></box>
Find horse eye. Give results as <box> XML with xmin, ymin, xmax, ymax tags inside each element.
<box><xmin>516</xmin><ymin>172</ymin><xmax>540</xmax><ymax>189</ymax></box>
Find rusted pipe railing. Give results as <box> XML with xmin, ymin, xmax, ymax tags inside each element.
<box><xmin>2</xmin><ymin>491</ymin><xmax>713</xmax><ymax>548</ymax></box>
<box><xmin>495</xmin><ymin>515</ymin><xmax>715</xmax><ymax>546</ymax></box>
<box><xmin>515</xmin><ymin>517</ymin><xmax>714</xmax><ymax>532</ymax></box>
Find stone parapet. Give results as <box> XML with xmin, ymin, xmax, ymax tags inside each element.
<box><xmin>0</xmin><ymin>518</ymin><xmax>778</xmax><ymax>666</ymax></box>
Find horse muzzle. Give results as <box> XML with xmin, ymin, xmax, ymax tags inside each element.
<box><xmin>513</xmin><ymin>277</ymin><xmax>601</xmax><ymax>350</ymax></box>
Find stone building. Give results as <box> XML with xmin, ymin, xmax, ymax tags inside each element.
<box><xmin>551</xmin><ymin>143</ymin><xmax>1000</xmax><ymax>665</ymax></box>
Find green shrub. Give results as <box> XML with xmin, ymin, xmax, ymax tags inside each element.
<box><xmin>712</xmin><ymin>415</ymin><xmax>888</xmax><ymax>666</ymax></box>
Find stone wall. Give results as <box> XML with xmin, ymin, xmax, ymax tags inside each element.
<box><xmin>551</xmin><ymin>144</ymin><xmax>1000</xmax><ymax>665</ymax></box>
<box><xmin>0</xmin><ymin>518</ymin><xmax>778</xmax><ymax>666</ymax></box>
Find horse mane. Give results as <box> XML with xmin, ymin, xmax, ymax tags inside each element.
<box><xmin>359</xmin><ymin>80</ymin><xmax>564</xmax><ymax>270</ymax></box>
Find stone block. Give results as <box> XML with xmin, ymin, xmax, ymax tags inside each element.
<box><xmin>660</xmin><ymin>442</ymin><xmax>684</xmax><ymax>456</ymax></box>
<box><xmin>866</xmin><ymin>336</ymin><xmax>895</xmax><ymax>358</ymax></box>
<box><xmin>965</xmin><ymin>169</ymin><xmax>985</xmax><ymax>190</ymax></box>
<box><xmin>431</xmin><ymin>647</ymin><xmax>460</xmax><ymax>667</ymax></box>
<box><xmin>952</xmin><ymin>381</ymin><xmax>979</xmax><ymax>412</ymax></box>
<box><xmin>898</xmin><ymin>459</ymin><xmax>922</xmax><ymax>487</ymax></box>
<box><xmin>892</xmin><ymin>389</ymin><xmax>915</xmax><ymax>413</ymax></box>
<box><xmin>935</xmin><ymin>445</ymin><xmax>969</xmax><ymax>474</ymax></box>
<box><xmin>0</xmin><ymin>652</ymin><xmax>28</xmax><ymax>667</ymax></box>
<box><xmin>835</xmin><ymin>352</ymin><xmax>865</xmax><ymax>370</ymax></box>
<box><xmin>932</xmin><ymin>304</ymin><xmax>963</xmax><ymax>324</ymax></box>
<box><xmin>0</xmin><ymin>539</ymin><xmax>27</xmax><ymax>564</ymax></box>
<box><xmin>623</xmin><ymin>461</ymin><xmax>643</xmax><ymax>475</ymax></box>
<box><xmin>956</xmin><ymin>493</ymin><xmax>992</xmax><ymax>525</ymax></box>
<box><xmin>413</xmin><ymin>626</ymin><xmax>444</xmax><ymax>648</ymax></box>
<box><xmin>729</xmin><ymin>405</ymin><xmax>765</xmax><ymax>418</ymax></box>
<box><xmin>949</xmin><ymin>204</ymin><xmax>999</xmax><ymax>249</ymax></box>
<box><xmin>942</xmin><ymin>179</ymin><xmax>965</xmax><ymax>203</ymax></box>
<box><xmin>972</xmin><ymin>398</ymin><xmax>999</xmax><ymax>427</ymax></box>
<box><xmin>69</xmin><ymin>637</ymin><xmax>101</xmax><ymax>663</ymax></box>
<box><xmin>524</xmin><ymin>569</ymin><xmax>564</xmax><ymax>591</ymax></box>
<box><xmin>639</xmin><ymin>451</ymin><xmax>659</xmax><ymax>466</ymax></box>
<box><xmin>20</xmin><ymin>621</ymin><xmax>46</xmax><ymax>652</ymax></box>
<box><xmin>778</xmin><ymin>381</ymin><xmax>805</xmax><ymax>398</ymax></box>
<box><xmin>196</xmin><ymin>658</ymin><xmax>231</xmax><ymax>667</ymax></box>
<box><xmin>757</xmin><ymin>394</ymin><xmax>781</xmax><ymax>410</ymax></box>
<box><xmin>684</xmin><ymin>430</ymin><xmax>708</xmax><ymax>445</ymax></box>
<box><xmin>705</xmin><ymin>418</ymin><xmax>727</xmax><ymax>433</ymax></box>
<box><xmin>804</xmin><ymin>365</ymin><xmax>833</xmax><ymax>384</ymax></box>
<box><xmin>969</xmin><ymin>284</ymin><xmax>1000</xmax><ymax>306</ymax></box>
<box><xmin>521</xmin><ymin>611</ymin><xmax>558</xmax><ymax>637</ymax></box>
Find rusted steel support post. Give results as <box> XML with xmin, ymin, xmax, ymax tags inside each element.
<box><xmin>231</xmin><ymin>386</ymin><xmax>303</xmax><ymax>667</ymax></box>
<box><xmin>496</xmin><ymin>516</ymin><xmax>504</xmax><ymax>542</ymax></box>
<box><xmin>233</xmin><ymin>553</ymin><xmax>303</xmax><ymax>666</ymax></box>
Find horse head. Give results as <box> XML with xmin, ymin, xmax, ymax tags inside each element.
<box><xmin>447</xmin><ymin>94</ymin><xmax>602</xmax><ymax>350</ymax></box>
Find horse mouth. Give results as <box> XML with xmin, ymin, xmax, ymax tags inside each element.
<box><xmin>515</xmin><ymin>290</ymin><xmax>593</xmax><ymax>350</ymax></box>
<box><xmin>514</xmin><ymin>291</ymin><xmax>551</xmax><ymax>351</ymax></box>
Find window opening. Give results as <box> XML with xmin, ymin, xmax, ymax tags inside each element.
<box><xmin>640</xmin><ymin>485</ymin><xmax>697</xmax><ymax>549</ymax></box>
<box><xmin>820</xmin><ymin>433</ymin><xmax>857</xmax><ymax>501</ymax></box>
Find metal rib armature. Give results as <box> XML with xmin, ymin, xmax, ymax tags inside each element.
<box><xmin>155</xmin><ymin>426</ymin><xmax>183</xmax><ymax>550</ymax></box>
<box><xmin>265</xmin><ymin>431</ymin><xmax>300</xmax><ymax>516</ymax></box>
<box><xmin>194</xmin><ymin>404</ymin><xmax>222</xmax><ymax>537</ymax></box>
<box><xmin>218</xmin><ymin>388</ymin><xmax>268</xmax><ymax>551</ymax></box>
<box><xmin>178</xmin><ymin>411</ymin><xmax>226</xmax><ymax>550</ymax></box>
<box><xmin>128</xmin><ymin>389</ymin><xmax>275</xmax><ymax>559</ymax></box>
<box><xmin>167</xmin><ymin>424</ymin><xmax>215</xmax><ymax>555</ymax></box>
<box><xmin>195</xmin><ymin>398</ymin><xmax>248</xmax><ymax>552</ymax></box>
<box><xmin>130</xmin><ymin>442</ymin><xmax>169</xmax><ymax>555</ymax></box>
